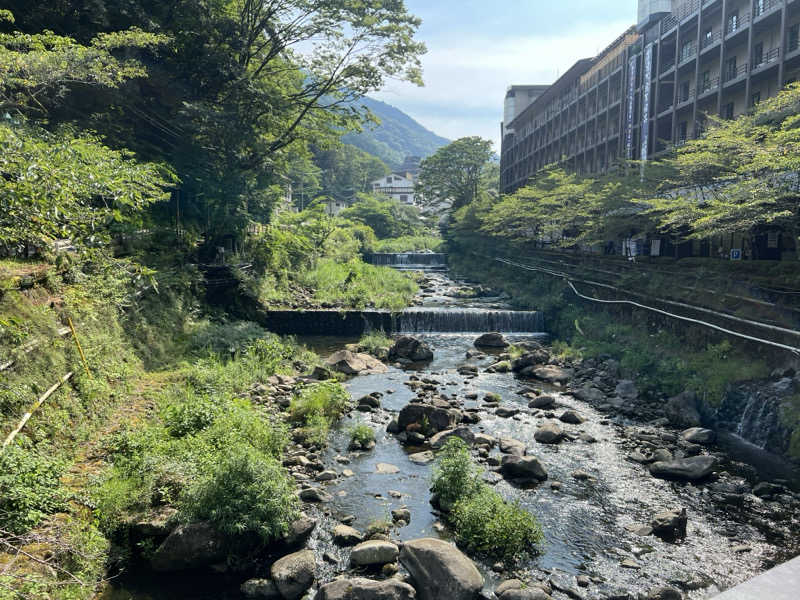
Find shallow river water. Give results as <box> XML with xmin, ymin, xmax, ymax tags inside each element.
<box><xmin>104</xmin><ymin>272</ymin><xmax>799</xmax><ymax>600</ymax></box>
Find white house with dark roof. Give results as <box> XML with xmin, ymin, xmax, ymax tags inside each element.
<box><xmin>371</xmin><ymin>173</ymin><xmax>417</xmax><ymax>206</ymax></box>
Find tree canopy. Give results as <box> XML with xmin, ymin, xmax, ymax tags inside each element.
<box><xmin>417</xmin><ymin>136</ymin><xmax>494</xmax><ymax>211</ymax></box>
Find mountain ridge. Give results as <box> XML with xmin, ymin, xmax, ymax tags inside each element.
<box><xmin>344</xmin><ymin>96</ymin><xmax>450</xmax><ymax>169</ymax></box>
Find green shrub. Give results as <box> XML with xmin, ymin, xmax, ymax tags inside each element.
<box><xmin>349</xmin><ymin>423</ymin><xmax>376</xmax><ymax>448</ymax></box>
<box><xmin>0</xmin><ymin>446</ymin><xmax>69</xmax><ymax>534</ymax></box>
<box><xmin>451</xmin><ymin>486</ymin><xmax>543</xmax><ymax>560</ymax></box>
<box><xmin>358</xmin><ymin>330</ymin><xmax>392</xmax><ymax>358</ymax></box>
<box><xmin>289</xmin><ymin>381</ymin><xmax>350</xmax><ymax>445</ymax></box>
<box><xmin>162</xmin><ymin>391</ymin><xmax>220</xmax><ymax>437</ymax></box>
<box><xmin>430</xmin><ymin>438</ymin><xmax>482</xmax><ymax>508</ymax></box>
<box><xmin>431</xmin><ymin>438</ymin><xmax>543</xmax><ymax>561</ymax></box>
<box><xmin>374</xmin><ymin>235</ymin><xmax>443</xmax><ymax>253</ymax></box>
<box><xmin>182</xmin><ymin>441</ymin><xmax>299</xmax><ymax>543</ymax></box>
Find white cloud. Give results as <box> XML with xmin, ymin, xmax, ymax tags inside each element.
<box><xmin>374</xmin><ymin>20</ymin><xmax>632</xmax><ymax>148</ymax></box>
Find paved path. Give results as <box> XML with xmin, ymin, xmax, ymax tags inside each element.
<box><xmin>713</xmin><ymin>555</ymin><xmax>800</xmax><ymax>599</ymax></box>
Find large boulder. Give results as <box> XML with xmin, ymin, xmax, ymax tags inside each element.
<box><xmin>332</xmin><ymin>525</ymin><xmax>363</xmax><ymax>547</ymax></box>
<box><xmin>241</xmin><ymin>578</ymin><xmax>281</xmax><ymax>599</ymax></box>
<box><xmin>534</xmin><ymin>421</ymin><xmax>564</xmax><ymax>444</ymax></box>
<box><xmin>150</xmin><ymin>522</ymin><xmax>227</xmax><ymax>572</ymax></box>
<box><xmin>650</xmin><ymin>509</ymin><xmax>688</xmax><ymax>540</ymax></box>
<box><xmin>389</xmin><ymin>336</ymin><xmax>434</xmax><ymax>362</ymax></box>
<box><xmin>615</xmin><ymin>380</ymin><xmax>638</xmax><ymax>400</ymax></box>
<box><xmin>399</xmin><ymin>538</ymin><xmax>483</xmax><ymax>600</ymax></box>
<box><xmin>398</xmin><ymin>402</ymin><xmax>461</xmax><ymax>433</ymax></box>
<box><xmin>315</xmin><ymin>578</ymin><xmax>417</xmax><ymax>600</ymax></box>
<box><xmin>270</xmin><ymin>549</ymin><xmax>316</xmax><ymax>600</ymax></box>
<box><xmin>429</xmin><ymin>427</ymin><xmax>475</xmax><ymax>449</ymax></box>
<box><xmin>500</xmin><ymin>455</ymin><xmax>548</xmax><ymax>482</ymax></box>
<box><xmin>526</xmin><ymin>365</ymin><xmax>572</xmax><ymax>384</ymax></box>
<box><xmin>325</xmin><ymin>350</ymin><xmax>387</xmax><ymax>375</ymax></box>
<box><xmin>474</xmin><ymin>332</ymin><xmax>509</xmax><ymax>348</ymax></box>
<box><xmin>681</xmin><ymin>427</ymin><xmax>716</xmax><ymax>445</ymax></box>
<box><xmin>649</xmin><ymin>456</ymin><xmax>717</xmax><ymax>481</ymax></box>
<box><xmin>664</xmin><ymin>391</ymin><xmax>702</xmax><ymax>428</ymax></box>
<box><xmin>511</xmin><ymin>350</ymin><xmax>551</xmax><ymax>372</ymax></box>
<box><xmin>528</xmin><ymin>394</ymin><xmax>556</xmax><ymax>409</ymax></box>
<box><xmin>350</xmin><ymin>540</ymin><xmax>399</xmax><ymax>566</ymax></box>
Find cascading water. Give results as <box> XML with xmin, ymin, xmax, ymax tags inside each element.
<box><xmin>396</xmin><ymin>307</ymin><xmax>543</xmax><ymax>333</ymax></box>
<box><xmin>365</xmin><ymin>253</ymin><xmax>448</xmax><ymax>271</ymax></box>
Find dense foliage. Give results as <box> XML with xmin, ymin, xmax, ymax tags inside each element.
<box><xmin>431</xmin><ymin>438</ymin><xmax>543</xmax><ymax>561</ymax></box>
<box><xmin>417</xmin><ymin>136</ymin><xmax>495</xmax><ymax>211</ymax></box>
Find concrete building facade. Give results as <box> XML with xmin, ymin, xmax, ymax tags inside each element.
<box><xmin>371</xmin><ymin>173</ymin><xmax>417</xmax><ymax>206</ymax></box>
<box><xmin>501</xmin><ymin>0</ymin><xmax>800</xmax><ymax>194</ymax></box>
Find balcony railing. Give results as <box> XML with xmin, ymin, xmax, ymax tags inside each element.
<box><xmin>679</xmin><ymin>42</ymin><xmax>697</xmax><ymax>64</ymax></box>
<box><xmin>698</xmin><ymin>77</ymin><xmax>720</xmax><ymax>95</ymax></box>
<box><xmin>662</xmin><ymin>14</ymin><xmax>679</xmax><ymax>31</ymax></box>
<box><xmin>753</xmin><ymin>0</ymin><xmax>781</xmax><ymax>19</ymax></box>
<box><xmin>726</xmin><ymin>12</ymin><xmax>751</xmax><ymax>35</ymax></box>
<box><xmin>678</xmin><ymin>88</ymin><xmax>696</xmax><ymax>104</ymax></box>
<box><xmin>789</xmin><ymin>36</ymin><xmax>800</xmax><ymax>54</ymax></box>
<box><xmin>724</xmin><ymin>63</ymin><xmax>749</xmax><ymax>82</ymax></box>
<box><xmin>752</xmin><ymin>47</ymin><xmax>781</xmax><ymax>70</ymax></box>
<box><xmin>701</xmin><ymin>30</ymin><xmax>723</xmax><ymax>50</ymax></box>
<box><xmin>661</xmin><ymin>57</ymin><xmax>676</xmax><ymax>73</ymax></box>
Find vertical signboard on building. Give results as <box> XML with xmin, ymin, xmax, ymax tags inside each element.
<box><xmin>625</xmin><ymin>54</ymin><xmax>637</xmax><ymax>159</ymax></box>
<box><xmin>641</xmin><ymin>43</ymin><xmax>653</xmax><ymax>163</ymax></box>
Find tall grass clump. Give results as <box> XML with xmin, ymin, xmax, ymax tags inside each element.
<box><xmin>289</xmin><ymin>381</ymin><xmax>351</xmax><ymax>446</ymax></box>
<box><xmin>357</xmin><ymin>329</ymin><xmax>392</xmax><ymax>358</ymax></box>
<box><xmin>431</xmin><ymin>438</ymin><xmax>544</xmax><ymax>561</ymax></box>
<box><xmin>374</xmin><ymin>234</ymin><xmax>443</xmax><ymax>253</ymax></box>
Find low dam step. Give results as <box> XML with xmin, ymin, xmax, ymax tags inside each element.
<box><xmin>257</xmin><ymin>308</ymin><xmax>543</xmax><ymax>335</ymax></box>
<box><xmin>364</xmin><ymin>253</ymin><xmax>448</xmax><ymax>271</ymax></box>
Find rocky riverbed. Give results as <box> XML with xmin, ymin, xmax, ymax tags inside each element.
<box><xmin>104</xmin><ymin>272</ymin><xmax>800</xmax><ymax>600</ymax></box>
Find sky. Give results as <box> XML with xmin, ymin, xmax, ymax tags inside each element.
<box><xmin>373</xmin><ymin>0</ymin><xmax>638</xmax><ymax>152</ymax></box>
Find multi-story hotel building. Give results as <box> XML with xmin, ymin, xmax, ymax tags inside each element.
<box><xmin>501</xmin><ymin>0</ymin><xmax>800</xmax><ymax>194</ymax></box>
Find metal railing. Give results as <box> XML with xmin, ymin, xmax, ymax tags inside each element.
<box><xmin>726</xmin><ymin>12</ymin><xmax>751</xmax><ymax>35</ymax></box>
<box><xmin>661</xmin><ymin>57</ymin><xmax>676</xmax><ymax>73</ymax></box>
<box><xmin>678</xmin><ymin>87</ymin><xmax>696</xmax><ymax>103</ymax></box>
<box><xmin>752</xmin><ymin>47</ymin><xmax>781</xmax><ymax>69</ymax></box>
<box><xmin>679</xmin><ymin>42</ymin><xmax>697</xmax><ymax>64</ymax></box>
<box><xmin>724</xmin><ymin>63</ymin><xmax>749</xmax><ymax>82</ymax></box>
<box><xmin>699</xmin><ymin>76</ymin><xmax>720</xmax><ymax>94</ymax></box>
<box><xmin>753</xmin><ymin>0</ymin><xmax>781</xmax><ymax>19</ymax></box>
<box><xmin>701</xmin><ymin>30</ymin><xmax>723</xmax><ymax>50</ymax></box>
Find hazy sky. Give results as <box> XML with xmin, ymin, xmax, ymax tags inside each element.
<box><xmin>373</xmin><ymin>1</ymin><xmax>637</xmax><ymax>151</ymax></box>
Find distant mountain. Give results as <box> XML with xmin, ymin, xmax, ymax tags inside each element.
<box><xmin>343</xmin><ymin>97</ymin><xmax>450</xmax><ymax>170</ymax></box>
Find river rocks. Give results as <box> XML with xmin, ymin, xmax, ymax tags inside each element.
<box><xmin>375</xmin><ymin>463</ymin><xmax>400</xmax><ymax>474</ymax></box>
<box><xmin>282</xmin><ymin>516</ymin><xmax>318</xmax><ymax>549</ymax></box>
<box><xmin>350</xmin><ymin>540</ymin><xmax>399</xmax><ymax>566</ymax></box>
<box><xmin>664</xmin><ymin>391</ymin><xmax>702</xmax><ymax>428</ymax></box>
<box><xmin>241</xmin><ymin>578</ymin><xmax>281</xmax><ymax>599</ymax></box>
<box><xmin>680</xmin><ymin>427</ymin><xmax>716</xmax><ymax>445</ymax></box>
<box><xmin>399</xmin><ymin>538</ymin><xmax>484</xmax><ymax>600</ymax></box>
<box><xmin>643</xmin><ymin>586</ymin><xmax>683</xmax><ymax>600</ymax></box>
<box><xmin>474</xmin><ymin>332</ymin><xmax>509</xmax><ymax>348</ymax></box>
<box><xmin>527</xmin><ymin>365</ymin><xmax>572</xmax><ymax>384</ymax></box>
<box><xmin>474</xmin><ymin>433</ymin><xmax>496</xmax><ymax>447</ymax></box>
<box><xmin>315</xmin><ymin>578</ymin><xmax>417</xmax><ymax>600</ymax></box>
<box><xmin>333</xmin><ymin>525</ymin><xmax>363</xmax><ymax>546</ymax></box>
<box><xmin>534</xmin><ymin>421</ymin><xmax>564</xmax><ymax>444</ymax></box>
<box><xmin>398</xmin><ymin>402</ymin><xmax>461</xmax><ymax>433</ymax></box>
<box><xmin>392</xmin><ymin>508</ymin><xmax>411</xmax><ymax>523</ymax></box>
<box><xmin>511</xmin><ymin>350</ymin><xmax>551</xmax><ymax>372</ymax></box>
<box><xmin>615</xmin><ymin>380</ymin><xmax>638</xmax><ymax>400</ymax></box>
<box><xmin>558</xmin><ymin>410</ymin><xmax>585</xmax><ymax>424</ymax></box>
<box><xmin>389</xmin><ymin>336</ymin><xmax>434</xmax><ymax>362</ymax></box>
<box><xmin>650</xmin><ymin>508</ymin><xmax>688</xmax><ymax>540</ymax></box>
<box><xmin>529</xmin><ymin>394</ymin><xmax>556</xmax><ymax>409</ymax></box>
<box><xmin>315</xmin><ymin>470</ymin><xmax>338</xmax><ymax>482</ymax></box>
<box><xmin>495</xmin><ymin>580</ymin><xmax>553</xmax><ymax>600</ymax></box>
<box><xmin>495</xmin><ymin>406</ymin><xmax>519</xmax><ymax>418</ymax></box>
<box><xmin>430</xmin><ymin>427</ymin><xmax>475</xmax><ymax>449</ymax></box>
<box><xmin>649</xmin><ymin>455</ymin><xmax>717</xmax><ymax>481</ymax></box>
<box><xmin>406</xmin><ymin>450</ymin><xmax>434</xmax><ymax>465</ymax></box>
<box><xmin>487</xmin><ymin>360</ymin><xmax>512</xmax><ymax>373</ymax></box>
<box><xmin>500</xmin><ymin>454</ymin><xmax>548</xmax><ymax>482</ymax></box>
<box><xmin>300</xmin><ymin>487</ymin><xmax>333</xmax><ymax>503</ymax></box>
<box><xmin>325</xmin><ymin>350</ymin><xmax>387</xmax><ymax>375</ymax></box>
<box><xmin>271</xmin><ymin>549</ymin><xmax>316</xmax><ymax>600</ymax></box>
<box><xmin>150</xmin><ymin>522</ymin><xmax>227</xmax><ymax>572</ymax></box>
<box><xmin>753</xmin><ymin>481</ymin><xmax>786</xmax><ymax>498</ymax></box>
<box><xmin>357</xmin><ymin>394</ymin><xmax>381</xmax><ymax>410</ymax></box>
<box><xmin>499</xmin><ymin>438</ymin><xmax>526</xmax><ymax>456</ymax></box>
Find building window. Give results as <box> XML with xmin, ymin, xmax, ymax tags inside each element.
<box><xmin>789</xmin><ymin>24</ymin><xmax>800</xmax><ymax>52</ymax></box>
<box><xmin>400</xmin><ymin>195</ymin><xmax>408</xmax><ymax>203</ymax></box>
<box><xmin>680</xmin><ymin>80</ymin><xmax>690</xmax><ymax>102</ymax></box>
<box><xmin>754</xmin><ymin>42</ymin><xmax>764</xmax><ymax>67</ymax></box>
<box><xmin>752</xmin><ymin>91</ymin><xmax>761</xmax><ymax>106</ymax></box>
<box><xmin>724</xmin><ymin>102</ymin><xmax>735</xmax><ymax>120</ymax></box>
<box><xmin>728</xmin><ymin>10</ymin><xmax>739</xmax><ymax>34</ymax></box>
<box><xmin>726</xmin><ymin>57</ymin><xmax>738</xmax><ymax>80</ymax></box>
<box><xmin>701</xmin><ymin>70</ymin><xmax>710</xmax><ymax>91</ymax></box>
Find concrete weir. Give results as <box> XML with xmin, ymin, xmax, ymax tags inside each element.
<box><xmin>712</xmin><ymin>554</ymin><xmax>800</xmax><ymax>599</ymax></box>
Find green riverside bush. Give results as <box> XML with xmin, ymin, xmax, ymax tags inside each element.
<box><xmin>349</xmin><ymin>423</ymin><xmax>376</xmax><ymax>448</ymax></box>
<box><xmin>431</xmin><ymin>438</ymin><xmax>543</xmax><ymax>561</ymax></box>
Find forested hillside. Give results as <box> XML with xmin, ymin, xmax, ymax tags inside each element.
<box><xmin>343</xmin><ymin>96</ymin><xmax>450</xmax><ymax>168</ymax></box>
